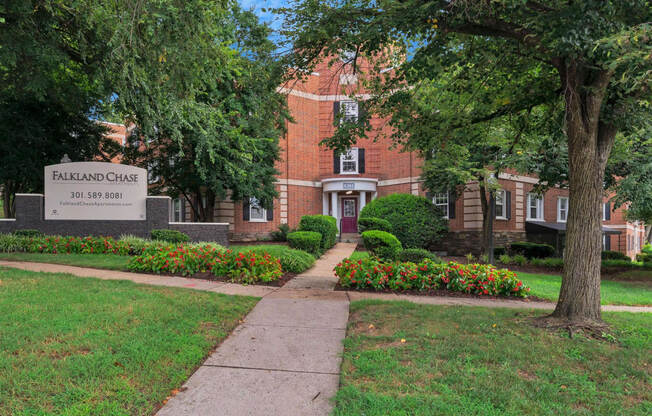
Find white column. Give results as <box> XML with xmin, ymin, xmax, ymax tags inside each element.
<box><xmin>359</xmin><ymin>191</ymin><xmax>366</xmax><ymax>213</ymax></box>
<box><xmin>372</xmin><ymin>191</ymin><xmax>378</xmax><ymax>201</ymax></box>
<box><xmin>331</xmin><ymin>192</ymin><xmax>339</xmax><ymax>232</ymax></box>
<box><xmin>322</xmin><ymin>192</ymin><xmax>329</xmax><ymax>215</ymax></box>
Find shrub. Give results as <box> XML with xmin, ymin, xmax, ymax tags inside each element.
<box><xmin>270</xmin><ymin>224</ymin><xmax>291</xmax><ymax>242</ymax></box>
<box><xmin>530</xmin><ymin>257</ymin><xmax>564</xmax><ymax>268</ymax></box>
<box><xmin>498</xmin><ymin>254</ymin><xmax>512</xmax><ymax>265</ymax></box>
<box><xmin>398</xmin><ymin>248</ymin><xmax>442</xmax><ymax>263</ymax></box>
<box><xmin>29</xmin><ymin>236</ymin><xmax>131</xmax><ymax>255</ymax></box>
<box><xmin>357</xmin><ymin>217</ymin><xmax>392</xmax><ymax>233</ymax></box>
<box><xmin>361</xmin><ymin>230</ymin><xmax>403</xmax><ymax>260</ymax></box>
<box><xmin>211</xmin><ymin>250</ymin><xmax>283</xmax><ymax>284</ymax></box>
<box><xmin>643</xmin><ymin>243</ymin><xmax>652</xmax><ymax>254</ymax></box>
<box><xmin>480</xmin><ymin>254</ymin><xmax>489</xmax><ymax>264</ymax></box>
<box><xmin>241</xmin><ymin>245</ymin><xmax>315</xmax><ymax>274</ymax></box>
<box><xmin>509</xmin><ymin>241</ymin><xmax>555</xmax><ymax>259</ymax></box>
<box><xmin>636</xmin><ymin>252</ymin><xmax>651</xmax><ymax>263</ymax></box>
<box><xmin>0</xmin><ymin>233</ymin><xmax>30</xmax><ymax>252</ymax></box>
<box><xmin>494</xmin><ymin>246</ymin><xmax>507</xmax><ymax>257</ymax></box>
<box><xmin>150</xmin><ymin>229</ymin><xmax>189</xmax><ymax>244</ymax></box>
<box><xmin>128</xmin><ymin>244</ymin><xmax>220</xmax><ymax>276</ymax></box>
<box><xmin>298</xmin><ymin>215</ymin><xmax>337</xmax><ymax>252</ymax></box>
<box><xmin>13</xmin><ymin>229</ymin><xmax>43</xmax><ymax>238</ymax></box>
<box><xmin>119</xmin><ymin>234</ymin><xmax>151</xmax><ymax>255</ymax></box>
<box><xmin>287</xmin><ymin>231</ymin><xmax>322</xmax><ymax>256</ymax></box>
<box><xmin>601</xmin><ymin>259</ymin><xmax>652</xmax><ymax>270</ymax></box>
<box><xmin>465</xmin><ymin>253</ymin><xmax>475</xmax><ymax>263</ymax></box>
<box><xmin>359</xmin><ymin>194</ymin><xmax>448</xmax><ymax>249</ymax></box>
<box><xmin>512</xmin><ymin>254</ymin><xmax>527</xmax><ymax>266</ymax></box>
<box><xmin>602</xmin><ymin>250</ymin><xmax>630</xmax><ymax>261</ymax></box>
<box><xmin>335</xmin><ymin>257</ymin><xmax>529</xmax><ymax>297</ymax></box>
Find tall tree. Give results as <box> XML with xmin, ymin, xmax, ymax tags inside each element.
<box><xmin>1</xmin><ymin>1</ymin><xmax>288</xmax><ymax>216</ymax></box>
<box><xmin>281</xmin><ymin>0</ymin><xmax>652</xmax><ymax>329</ymax></box>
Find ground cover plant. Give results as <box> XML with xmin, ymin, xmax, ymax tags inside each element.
<box><xmin>0</xmin><ymin>267</ymin><xmax>257</xmax><ymax>415</ymax></box>
<box><xmin>335</xmin><ymin>256</ymin><xmax>529</xmax><ymax>297</ymax></box>
<box><xmin>334</xmin><ymin>300</ymin><xmax>651</xmax><ymax>416</ymax></box>
<box><xmin>518</xmin><ymin>272</ymin><xmax>652</xmax><ymax>307</ymax></box>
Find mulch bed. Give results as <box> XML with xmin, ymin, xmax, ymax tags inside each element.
<box><xmin>334</xmin><ymin>282</ymin><xmax>550</xmax><ymax>303</ymax></box>
<box><xmin>228</xmin><ymin>241</ymin><xmax>289</xmax><ymax>247</ymax></box>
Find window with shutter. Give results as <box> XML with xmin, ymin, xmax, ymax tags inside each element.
<box><xmin>494</xmin><ymin>190</ymin><xmax>507</xmax><ymax>219</ymax></box>
<box><xmin>340</xmin><ymin>100</ymin><xmax>358</xmax><ymax>123</ymax></box>
<box><xmin>247</xmin><ymin>197</ymin><xmax>267</xmax><ymax>222</ymax></box>
<box><xmin>340</xmin><ymin>148</ymin><xmax>359</xmax><ymax>174</ymax></box>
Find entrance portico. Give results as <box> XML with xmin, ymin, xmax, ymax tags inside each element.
<box><xmin>321</xmin><ymin>178</ymin><xmax>378</xmax><ymax>233</ymax></box>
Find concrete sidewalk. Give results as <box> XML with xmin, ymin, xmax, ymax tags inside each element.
<box><xmin>156</xmin><ymin>243</ymin><xmax>357</xmax><ymax>416</ymax></box>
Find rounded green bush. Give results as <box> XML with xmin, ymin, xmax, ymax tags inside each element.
<box><xmin>601</xmin><ymin>250</ymin><xmax>630</xmax><ymax>261</ymax></box>
<box><xmin>509</xmin><ymin>241</ymin><xmax>555</xmax><ymax>258</ymax></box>
<box><xmin>362</xmin><ymin>230</ymin><xmax>403</xmax><ymax>260</ymax></box>
<box><xmin>359</xmin><ymin>194</ymin><xmax>447</xmax><ymax>249</ymax></box>
<box><xmin>287</xmin><ymin>231</ymin><xmax>322</xmax><ymax>256</ymax></box>
<box><xmin>357</xmin><ymin>217</ymin><xmax>392</xmax><ymax>233</ymax></box>
<box><xmin>242</xmin><ymin>245</ymin><xmax>315</xmax><ymax>274</ymax></box>
<box><xmin>398</xmin><ymin>248</ymin><xmax>442</xmax><ymax>263</ymax></box>
<box><xmin>298</xmin><ymin>215</ymin><xmax>337</xmax><ymax>252</ymax></box>
<box><xmin>150</xmin><ymin>229</ymin><xmax>189</xmax><ymax>243</ymax></box>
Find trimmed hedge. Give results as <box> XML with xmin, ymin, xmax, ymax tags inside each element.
<box><xmin>361</xmin><ymin>230</ymin><xmax>403</xmax><ymax>260</ymax></box>
<box><xmin>287</xmin><ymin>231</ymin><xmax>322</xmax><ymax>256</ymax></box>
<box><xmin>151</xmin><ymin>229</ymin><xmax>189</xmax><ymax>243</ymax></box>
<box><xmin>298</xmin><ymin>215</ymin><xmax>337</xmax><ymax>252</ymax></box>
<box><xmin>359</xmin><ymin>194</ymin><xmax>447</xmax><ymax>249</ymax></box>
<box><xmin>357</xmin><ymin>217</ymin><xmax>392</xmax><ymax>233</ymax></box>
<box><xmin>398</xmin><ymin>248</ymin><xmax>442</xmax><ymax>264</ymax></box>
<box><xmin>602</xmin><ymin>250</ymin><xmax>630</xmax><ymax>261</ymax></box>
<box><xmin>509</xmin><ymin>241</ymin><xmax>555</xmax><ymax>259</ymax></box>
<box><xmin>235</xmin><ymin>245</ymin><xmax>315</xmax><ymax>274</ymax></box>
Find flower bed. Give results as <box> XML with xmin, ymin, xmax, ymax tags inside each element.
<box><xmin>30</xmin><ymin>236</ymin><xmax>131</xmax><ymax>255</ymax></box>
<box><xmin>335</xmin><ymin>257</ymin><xmax>529</xmax><ymax>298</ymax></box>
<box><xmin>128</xmin><ymin>245</ymin><xmax>283</xmax><ymax>284</ymax></box>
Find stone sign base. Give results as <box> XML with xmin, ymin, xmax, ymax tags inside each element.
<box><xmin>0</xmin><ymin>194</ymin><xmax>228</xmax><ymax>246</ymax></box>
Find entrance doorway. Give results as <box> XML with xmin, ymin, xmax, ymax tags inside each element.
<box><xmin>341</xmin><ymin>197</ymin><xmax>358</xmax><ymax>233</ymax></box>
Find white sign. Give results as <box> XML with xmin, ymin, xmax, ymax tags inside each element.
<box><xmin>45</xmin><ymin>162</ymin><xmax>147</xmax><ymax>220</ymax></box>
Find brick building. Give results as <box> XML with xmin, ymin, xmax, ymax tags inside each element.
<box><xmin>108</xmin><ymin>59</ymin><xmax>647</xmax><ymax>259</ymax></box>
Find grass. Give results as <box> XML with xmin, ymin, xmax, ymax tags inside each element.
<box><xmin>518</xmin><ymin>272</ymin><xmax>652</xmax><ymax>306</ymax></box>
<box><xmin>0</xmin><ymin>252</ymin><xmax>131</xmax><ymax>270</ymax></box>
<box><xmin>0</xmin><ymin>267</ymin><xmax>257</xmax><ymax>416</ymax></box>
<box><xmin>335</xmin><ymin>300</ymin><xmax>652</xmax><ymax>416</ymax></box>
<box><xmin>348</xmin><ymin>251</ymin><xmax>369</xmax><ymax>261</ymax></box>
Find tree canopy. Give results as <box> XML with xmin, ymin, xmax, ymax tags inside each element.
<box><xmin>280</xmin><ymin>0</ymin><xmax>652</xmax><ymax>327</ymax></box>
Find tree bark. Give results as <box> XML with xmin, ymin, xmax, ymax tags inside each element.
<box><xmin>551</xmin><ymin>62</ymin><xmax>615</xmax><ymax>326</ymax></box>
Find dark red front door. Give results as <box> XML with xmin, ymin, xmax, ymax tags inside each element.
<box><xmin>341</xmin><ymin>198</ymin><xmax>358</xmax><ymax>233</ymax></box>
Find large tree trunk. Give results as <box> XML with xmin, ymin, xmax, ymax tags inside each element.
<box><xmin>550</xmin><ymin>62</ymin><xmax>615</xmax><ymax>327</ymax></box>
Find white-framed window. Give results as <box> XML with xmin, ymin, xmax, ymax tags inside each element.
<box><xmin>527</xmin><ymin>193</ymin><xmax>544</xmax><ymax>220</ymax></box>
<box><xmin>602</xmin><ymin>234</ymin><xmax>608</xmax><ymax>251</ymax></box>
<box><xmin>249</xmin><ymin>197</ymin><xmax>267</xmax><ymax>222</ymax></box>
<box><xmin>602</xmin><ymin>202</ymin><xmax>609</xmax><ymax>221</ymax></box>
<box><xmin>340</xmin><ymin>148</ymin><xmax>358</xmax><ymax>174</ymax></box>
<box><xmin>172</xmin><ymin>198</ymin><xmax>184</xmax><ymax>222</ymax></box>
<box><xmin>432</xmin><ymin>193</ymin><xmax>449</xmax><ymax>219</ymax></box>
<box><xmin>557</xmin><ymin>197</ymin><xmax>568</xmax><ymax>223</ymax></box>
<box><xmin>495</xmin><ymin>190</ymin><xmax>506</xmax><ymax>219</ymax></box>
<box><xmin>340</xmin><ymin>100</ymin><xmax>359</xmax><ymax>123</ymax></box>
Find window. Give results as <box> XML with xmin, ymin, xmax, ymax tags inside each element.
<box><xmin>494</xmin><ymin>190</ymin><xmax>506</xmax><ymax>219</ymax></box>
<box><xmin>249</xmin><ymin>197</ymin><xmax>267</xmax><ymax>222</ymax></box>
<box><xmin>602</xmin><ymin>202</ymin><xmax>611</xmax><ymax>221</ymax></box>
<box><xmin>527</xmin><ymin>193</ymin><xmax>544</xmax><ymax>220</ymax></box>
<box><xmin>602</xmin><ymin>234</ymin><xmax>609</xmax><ymax>251</ymax></box>
<box><xmin>557</xmin><ymin>197</ymin><xmax>568</xmax><ymax>222</ymax></box>
<box><xmin>147</xmin><ymin>161</ymin><xmax>160</xmax><ymax>184</ymax></box>
<box><xmin>432</xmin><ymin>193</ymin><xmax>449</xmax><ymax>219</ymax></box>
<box><xmin>172</xmin><ymin>198</ymin><xmax>184</xmax><ymax>222</ymax></box>
<box><xmin>340</xmin><ymin>148</ymin><xmax>358</xmax><ymax>174</ymax></box>
<box><xmin>340</xmin><ymin>100</ymin><xmax>359</xmax><ymax>123</ymax></box>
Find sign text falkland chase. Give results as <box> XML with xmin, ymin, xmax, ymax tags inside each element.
<box><xmin>45</xmin><ymin>162</ymin><xmax>147</xmax><ymax>220</ymax></box>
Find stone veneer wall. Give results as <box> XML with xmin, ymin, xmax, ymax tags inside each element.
<box><xmin>432</xmin><ymin>231</ymin><xmax>528</xmax><ymax>256</ymax></box>
<box><xmin>0</xmin><ymin>194</ymin><xmax>229</xmax><ymax>244</ymax></box>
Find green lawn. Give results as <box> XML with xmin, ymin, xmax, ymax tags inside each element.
<box><xmin>518</xmin><ymin>272</ymin><xmax>652</xmax><ymax>306</ymax></box>
<box><xmin>335</xmin><ymin>300</ymin><xmax>651</xmax><ymax>416</ymax></box>
<box><xmin>0</xmin><ymin>252</ymin><xmax>130</xmax><ymax>270</ymax></box>
<box><xmin>0</xmin><ymin>267</ymin><xmax>257</xmax><ymax>415</ymax></box>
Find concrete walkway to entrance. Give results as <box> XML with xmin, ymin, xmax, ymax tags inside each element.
<box><xmin>155</xmin><ymin>242</ymin><xmax>357</xmax><ymax>415</ymax></box>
